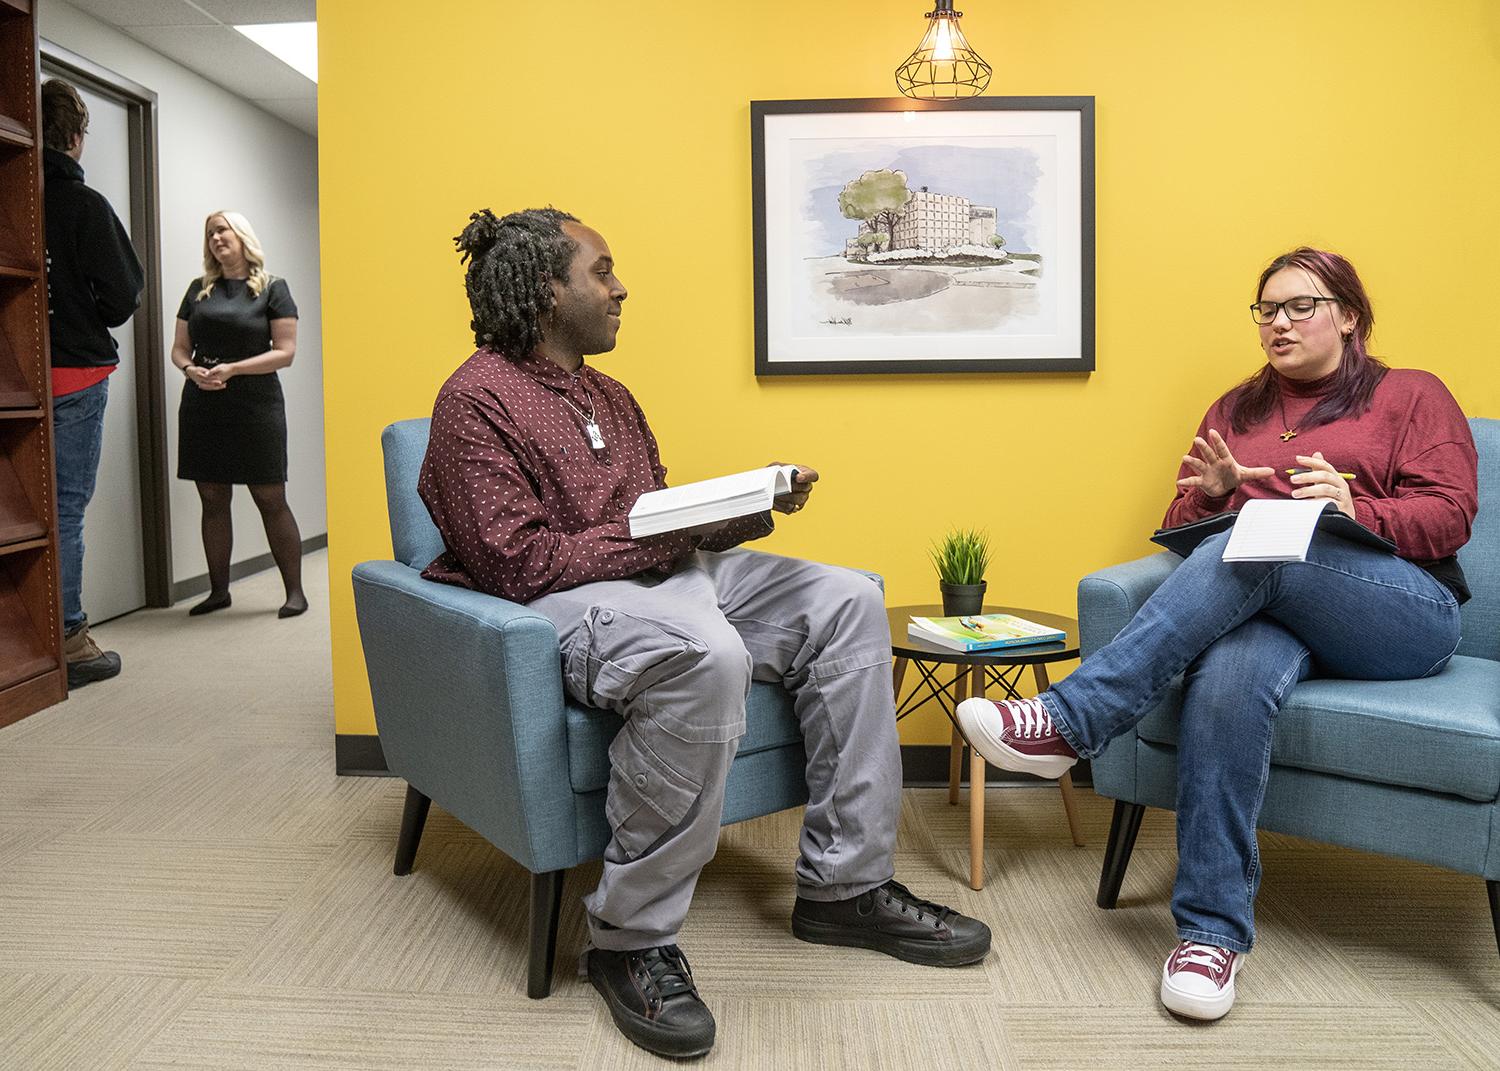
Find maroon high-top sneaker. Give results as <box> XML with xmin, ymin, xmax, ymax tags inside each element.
<box><xmin>954</xmin><ymin>696</ymin><xmax>1078</xmax><ymax>778</ymax></box>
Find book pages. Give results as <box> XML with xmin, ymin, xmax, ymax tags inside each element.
<box><xmin>1221</xmin><ymin>498</ymin><xmax>1329</xmax><ymax>562</ymax></box>
<box><xmin>628</xmin><ymin>465</ymin><xmax>797</xmax><ymax>538</ymax></box>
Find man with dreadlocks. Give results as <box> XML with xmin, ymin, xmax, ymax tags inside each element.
<box><xmin>418</xmin><ymin>207</ymin><xmax>990</xmax><ymax>1059</ymax></box>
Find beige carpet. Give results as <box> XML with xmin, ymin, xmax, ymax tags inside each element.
<box><xmin>1</xmin><ymin>551</ymin><xmax>1497</xmax><ymax>1069</ymax></box>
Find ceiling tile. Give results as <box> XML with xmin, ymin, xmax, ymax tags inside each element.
<box><xmin>190</xmin><ymin>0</ymin><xmax>317</xmax><ymax>24</ymax></box>
<box><xmin>252</xmin><ymin>96</ymin><xmax>318</xmax><ymax>137</ymax></box>
<box><xmin>65</xmin><ymin>0</ymin><xmax>218</xmax><ymax>27</ymax></box>
<box><xmin>122</xmin><ymin>24</ymin><xmax>316</xmax><ymax>101</ymax></box>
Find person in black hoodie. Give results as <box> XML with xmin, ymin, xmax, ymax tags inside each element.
<box><xmin>42</xmin><ymin>79</ymin><xmax>144</xmax><ymax>688</ymax></box>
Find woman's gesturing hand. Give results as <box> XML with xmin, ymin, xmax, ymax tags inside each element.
<box><xmin>1289</xmin><ymin>452</ymin><xmax>1356</xmax><ymax>518</ymax></box>
<box><xmin>1177</xmin><ymin>428</ymin><xmax>1275</xmax><ymax>499</ymax></box>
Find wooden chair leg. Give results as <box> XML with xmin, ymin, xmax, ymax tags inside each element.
<box><xmin>393</xmin><ymin>784</ymin><xmax>431</xmax><ymax>876</ymax></box>
<box><xmin>1096</xmin><ymin>800</ymin><xmax>1146</xmax><ymax>908</ymax></box>
<box><xmin>1029</xmin><ymin>662</ymin><xmax>1083</xmax><ymax>846</ymax></box>
<box><xmin>1058</xmin><ymin>770</ymin><xmax>1085</xmax><ymax>847</ymax></box>
<box><xmin>968</xmin><ymin>664</ymin><xmax>986</xmax><ymax>890</ymax></box>
<box><xmin>948</xmin><ymin>722</ymin><xmax>964</xmax><ymax>806</ymax></box>
<box><xmin>1488</xmin><ymin>879</ymin><xmax>1499</xmax><ymax>960</ymax></box>
<box><xmin>528</xmin><ymin>869</ymin><xmax>566</xmax><ymax>999</ymax></box>
<box><xmin>969</xmin><ymin>749</ymin><xmax>987</xmax><ymax>890</ymax></box>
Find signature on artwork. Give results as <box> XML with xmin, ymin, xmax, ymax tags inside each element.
<box><xmin>822</xmin><ymin>317</ymin><xmax>853</xmax><ymax>326</ymax></box>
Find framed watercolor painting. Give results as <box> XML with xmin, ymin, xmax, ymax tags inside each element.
<box><xmin>751</xmin><ymin>96</ymin><xmax>1094</xmax><ymax>375</ymax></box>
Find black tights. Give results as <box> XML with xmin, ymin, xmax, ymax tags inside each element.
<box><xmin>195</xmin><ymin>481</ymin><xmax>305</xmax><ymax>613</ymax></box>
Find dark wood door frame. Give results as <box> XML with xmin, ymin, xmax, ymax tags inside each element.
<box><xmin>39</xmin><ymin>39</ymin><xmax>171</xmax><ymax>608</ymax></box>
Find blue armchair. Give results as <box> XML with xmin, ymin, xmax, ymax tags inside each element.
<box><xmin>351</xmin><ymin>419</ymin><xmax>836</xmax><ymax>998</ymax></box>
<box><xmin>1079</xmin><ymin>417</ymin><xmax>1500</xmax><ymax>956</ymax></box>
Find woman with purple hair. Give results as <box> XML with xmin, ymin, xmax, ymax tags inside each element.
<box><xmin>957</xmin><ymin>247</ymin><xmax>1476</xmax><ymax>1021</ymax></box>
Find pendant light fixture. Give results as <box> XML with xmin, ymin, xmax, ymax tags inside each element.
<box><xmin>895</xmin><ymin>1</ymin><xmax>992</xmax><ymax>100</ymax></box>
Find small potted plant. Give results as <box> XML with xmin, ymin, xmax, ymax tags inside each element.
<box><xmin>930</xmin><ymin>527</ymin><xmax>991</xmax><ymax>616</ymax></box>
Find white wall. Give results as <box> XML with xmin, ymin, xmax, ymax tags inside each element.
<box><xmin>39</xmin><ymin>1</ymin><xmax>326</xmax><ymax>590</ymax></box>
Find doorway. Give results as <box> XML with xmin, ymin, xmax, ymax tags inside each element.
<box><xmin>41</xmin><ymin>42</ymin><xmax>170</xmax><ymax>620</ymax></box>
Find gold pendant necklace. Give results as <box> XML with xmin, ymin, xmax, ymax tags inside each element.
<box><xmin>1277</xmin><ymin>395</ymin><xmax>1298</xmax><ymax>442</ymax></box>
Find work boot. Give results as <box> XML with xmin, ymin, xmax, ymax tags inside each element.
<box><xmin>63</xmin><ymin>621</ymin><xmax>121</xmax><ymax>688</ymax></box>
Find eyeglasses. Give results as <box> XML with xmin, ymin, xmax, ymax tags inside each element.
<box><xmin>1249</xmin><ymin>296</ymin><xmax>1340</xmax><ymax>325</ymax></box>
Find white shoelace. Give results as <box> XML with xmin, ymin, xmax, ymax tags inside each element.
<box><xmin>1172</xmin><ymin>942</ymin><xmax>1229</xmax><ymax>977</ymax></box>
<box><xmin>1002</xmin><ymin>697</ymin><xmax>1055</xmax><ymax>739</ymax></box>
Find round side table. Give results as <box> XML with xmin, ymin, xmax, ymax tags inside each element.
<box><xmin>888</xmin><ymin>604</ymin><xmax>1084</xmax><ymax>890</ymax></box>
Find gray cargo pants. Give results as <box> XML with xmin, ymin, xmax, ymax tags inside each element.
<box><xmin>528</xmin><ymin>548</ymin><xmax>902</xmax><ymax>952</ymax></box>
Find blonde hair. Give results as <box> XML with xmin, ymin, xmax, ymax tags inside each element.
<box><xmin>198</xmin><ymin>211</ymin><xmax>271</xmax><ymax>300</ymax></box>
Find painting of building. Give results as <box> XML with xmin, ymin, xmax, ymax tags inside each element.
<box><xmin>856</xmin><ymin>187</ymin><xmax>998</xmax><ymax>253</ymax></box>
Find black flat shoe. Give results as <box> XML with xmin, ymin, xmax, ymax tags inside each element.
<box><xmin>188</xmin><ymin>592</ymin><xmax>231</xmax><ymax>616</ymax></box>
<box><xmin>792</xmin><ymin>879</ymin><xmax>991</xmax><ymax>967</ymax></box>
<box><xmin>585</xmin><ymin>945</ymin><xmax>715</xmax><ymax>1059</ymax></box>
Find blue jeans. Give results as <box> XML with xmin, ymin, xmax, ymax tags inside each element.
<box><xmin>1042</xmin><ymin>528</ymin><xmax>1461</xmax><ymax>952</ymax></box>
<box><xmin>52</xmin><ymin>377</ymin><xmax>110</xmax><ymax>633</ymax></box>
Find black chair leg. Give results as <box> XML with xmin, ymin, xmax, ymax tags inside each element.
<box><xmin>1097</xmin><ymin>800</ymin><xmax>1147</xmax><ymax>909</ymax></box>
<box><xmin>1488</xmin><ymin>880</ymin><xmax>1499</xmax><ymax>960</ymax></box>
<box><xmin>392</xmin><ymin>784</ymin><xmax>431</xmax><ymax>877</ymax></box>
<box><xmin>528</xmin><ymin>869</ymin><xmax>566</xmax><ymax>999</ymax></box>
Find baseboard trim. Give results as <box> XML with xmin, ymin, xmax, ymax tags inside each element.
<box><xmin>335</xmin><ymin>732</ymin><xmax>389</xmax><ymax>776</ymax></box>
<box><xmin>334</xmin><ymin>734</ymin><xmax>1090</xmax><ymax>787</ymax></box>
<box><xmin>900</xmin><ymin>743</ymin><xmax>1092</xmax><ymax>787</ymax></box>
<box><xmin>172</xmin><ymin>533</ymin><xmax>328</xmax><ymax>604</ymax></box>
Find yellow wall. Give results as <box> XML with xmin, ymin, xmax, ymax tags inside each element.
<box><xmin>321</xmin><ymin>0</ymin><xmax>1500</xmax><ymax>740</ymax></box>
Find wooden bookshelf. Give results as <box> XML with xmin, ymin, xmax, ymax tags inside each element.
<box><xmin>0</xmin><ymin>290</ymin><xmax>40</xmax><ymax>409</ymax></box>
<box><xmin>0</xmin><ymin>0</ymin><xmax>63</xmax><ymax>726</ymax></box>
<box><xmin>0</xmin><ymin>435</ymin><xmax>43</xmax><ymax>546</ymax></box>
<box><xmin>0</xmin><ymin>113</ymin><xmax>30</xmax><ymax>149</ymax></box>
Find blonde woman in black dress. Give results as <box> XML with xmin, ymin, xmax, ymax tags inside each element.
<box><xmin>171</xmin><ymin>210</ymin><xmax>307</xmax><ymax>617</ymax></box>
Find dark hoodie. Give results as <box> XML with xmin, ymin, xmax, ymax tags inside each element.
<box><xmin>43</xmin><ymin>147</ymin><xmax>144</xmax><ymax>367</ymax></box>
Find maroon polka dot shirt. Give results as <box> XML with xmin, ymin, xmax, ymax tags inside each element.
<box><xmin>418</xmin><ymin>347</ymin><xmax>774</xmax><ymax>603</ymax></box>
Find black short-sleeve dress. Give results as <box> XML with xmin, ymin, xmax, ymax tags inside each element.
<box><xmin>176</xmin><ymin>276</ymin><xmax>298</xmax><ymax>484</ymax></box>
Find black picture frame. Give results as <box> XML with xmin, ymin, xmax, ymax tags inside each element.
<box><xmin>751</xmin><ymin>96</ymin><xmax>1095</xmax><ymax>376</ymax></box>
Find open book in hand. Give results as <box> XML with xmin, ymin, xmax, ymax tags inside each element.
<box><xmin>1151</xmin><ymin>499</ymin><xmax>1395</xmax><ymax>562</ymax></box>
<box><xmin>628</xmin><ymin>465</ymin><xmax>799</xmax><ymax>539</ymax></box>
<box><xmin>908</xmin><ymin>613</ymin><xmax>1066</xmax><ymax>652</ymax></box>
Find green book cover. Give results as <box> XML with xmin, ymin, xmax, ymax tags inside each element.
<box><xmin>908</xmin><ymin>613</ymin><xmax>1065</xmax><ymax>651</ymax></box>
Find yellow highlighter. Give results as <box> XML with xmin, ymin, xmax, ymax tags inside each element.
<box><xmin>1285</xmin><ymin>468</ymin><xmax>1356</xmax><ymax>480</ymax></box>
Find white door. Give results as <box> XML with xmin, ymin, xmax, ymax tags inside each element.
<box><xmin>49</xmin><ymin>76</ymin><xmax>148</xmax><ymax>624</ymax></box>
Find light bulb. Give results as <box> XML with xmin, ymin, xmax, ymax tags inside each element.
<box><xmin>932</xmin><ymin>19</ymin><xmax>955</xmax><ymax>61</ymax></box>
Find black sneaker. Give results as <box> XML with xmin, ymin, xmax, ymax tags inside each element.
<box><xmin>792</xmin><ymin>879</ymin><xmax>991</xmax><ymax>967</ymax></box>
<box><xmin>584</xmin><ymin>944</ymin><xmax>715</xmax><ymax>1059</ymax></box>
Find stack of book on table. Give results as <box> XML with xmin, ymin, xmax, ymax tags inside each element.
<box><xmin>907</xmin><ymin>612</ymin><xmax>1065</xmax><ymax>652</ymax></box>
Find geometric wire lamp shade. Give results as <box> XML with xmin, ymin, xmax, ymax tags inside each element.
<box><xmin>895</xmin><ymin>0</ymin><xmax>992</xmax><ymax>100</ymax></box>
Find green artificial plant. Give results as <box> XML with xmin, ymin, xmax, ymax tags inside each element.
<box><xmin>930</xmin><ymin>528</ymin><xmax>991</xmax><ymax>586</ymax></box>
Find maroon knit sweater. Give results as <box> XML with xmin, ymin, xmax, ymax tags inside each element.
<box><xmin>1163</xmin><ymin>367</ymin><xmax>1476</xmax><ymax>596</ymax></box>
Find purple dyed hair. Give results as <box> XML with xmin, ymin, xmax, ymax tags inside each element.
<box><xmin>1227</xmin><ymin>247</ymin><xmax>1388</xmax><ymax>435</ymax></box>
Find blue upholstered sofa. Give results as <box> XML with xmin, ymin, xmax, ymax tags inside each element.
<box><xmin>1080</xmin><ymin>417</ymin><xmax>1500</xmax><ymax>956</ymax></box>
<box><xmin>351</xmin><ymin>419</ymin><xmax>826</xmax><ymax>997</ymax></box>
